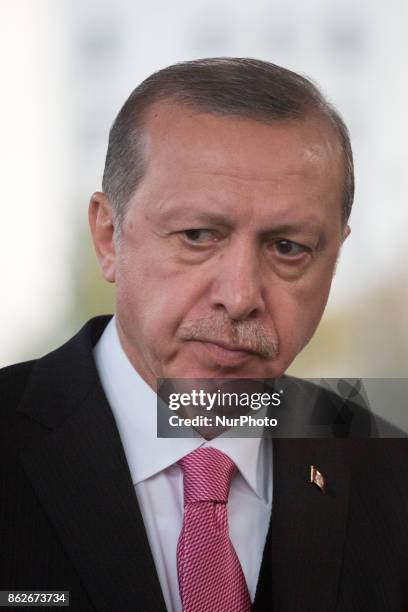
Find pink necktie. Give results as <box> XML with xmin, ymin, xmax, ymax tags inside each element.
<box><xmin>177</xmin><ymin>447</ymin><xmax>252</xmax><ymax>612</ymax></box>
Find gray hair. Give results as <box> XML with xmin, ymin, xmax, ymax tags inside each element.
<box><xmin>102</xmin><ymin>57</ymin><xmax>354</xmax><ymax>229</ymax></box>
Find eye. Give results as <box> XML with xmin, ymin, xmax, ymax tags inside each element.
<box><xmin>182</xmin><ymin>229</ymin><xmax>215</xmax><ymax>243</ymax></box>
<box><xmin>273</xmin><ymin>239</ymin><xmax>308</xmax><ymax>257</ymax></box>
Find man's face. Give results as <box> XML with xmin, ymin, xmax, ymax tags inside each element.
<box><xmin>92</xmin><ymin>103</ymin><xmax>347</xmax><ymax>388</ymax></box>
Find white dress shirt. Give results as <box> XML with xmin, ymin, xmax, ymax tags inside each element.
<box><xmin>94</xmin><ymin>317</ymin><xmax>273</xmax><ymax>612</ymax></box>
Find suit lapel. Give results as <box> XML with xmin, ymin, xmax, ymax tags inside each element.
<box><xmin>254</xmin><ymin>438</ymin><xmax>350</xmax><ymax>611</ymax></box>
<box><xmin>18</xmin><ymin>317</ymin><xmax>167</xmax><ymax>612</ymax></box>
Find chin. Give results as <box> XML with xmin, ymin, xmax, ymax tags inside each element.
<box><xmin>166</xmin><ymin>360</ymin><xmax>286</xmax><ymax>381</ymax></box>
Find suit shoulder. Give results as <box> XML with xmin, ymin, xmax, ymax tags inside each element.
<box><xmin>0</xmin><ymin>360</ymin><xmax>36</xmax><ymax>415</ymax></box>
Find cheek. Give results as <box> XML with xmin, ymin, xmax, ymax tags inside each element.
<box><xmin>270</xmin><ymin>270</ymin><xmax>333</xmax><ymax>355</ymax></box>
<box><xmin>115</xmin><ymin>250</ymin><xmax>202</xmax><ymax>348</ymax></box>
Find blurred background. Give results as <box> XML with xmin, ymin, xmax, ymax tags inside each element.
<box><xmin>0</xmin><ymin>0</ymin><xmax>407</xmax><ymax>376</ymax></box>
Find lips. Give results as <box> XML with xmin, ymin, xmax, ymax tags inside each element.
<box><xmin>198</xmin><ymin>339</ymin><xmax>257</xmax><ymax>367</ymax></box>
<box><xmin>203</xmin><ymin>339</ymin><xmax>256</xmax><ymax>353</ymax></box>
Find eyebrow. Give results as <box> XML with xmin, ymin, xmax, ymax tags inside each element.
<box><xmin>155</xmin><ymin>201</ymin><xmax>233</xmax><ymax>226</ymax></box>
<box><xmin>260</xmin><ymin>220</ymin><xmax>324</xmax><ymax>236</ymax></box>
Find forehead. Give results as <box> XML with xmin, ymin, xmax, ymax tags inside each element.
<box><xmin>142</xmin><ymin>101</ymin><xmax>342</xmax><ymax>172</ymax></box>
<box><xmin>132</xmin><ymin>102</ymin><xmax>344</xmax><ymax>226</ymax></box>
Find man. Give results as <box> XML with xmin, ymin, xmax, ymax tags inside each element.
<box><xmin>1</xmin><ymin>58</ymin><xmax>407</xmax><ymax>611</ymax></box>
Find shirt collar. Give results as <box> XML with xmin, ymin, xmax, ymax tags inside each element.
<box><xmin>93</xmin><ymin>316</ymin><xmax>268</xmax><ymax>501</ymax></box>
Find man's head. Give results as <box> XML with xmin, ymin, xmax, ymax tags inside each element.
<box><xmin>90</xmin><ymin>57</ymin><xmax>353</xmax><ymax>388</ymax></box>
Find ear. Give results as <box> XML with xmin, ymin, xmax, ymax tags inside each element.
<box><xmin>333</xmin><ymin>224</ymin><xmax>351</xmax><ymax>277</ymax></box>
<box><xmin>343</xmin><ymin>224</ymin><xmax>351</xmax><ymax>242</ymax></box>
<box><xmin>88</xmin><ymin>192</ymin><xmax>117</xmax><ymax>283</ymax></box>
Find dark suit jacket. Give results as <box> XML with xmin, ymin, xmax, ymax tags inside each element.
<box><xmin>1</xmin><ymin>316</ymin><xmax>408</xmax><ymax>611</ymax></box>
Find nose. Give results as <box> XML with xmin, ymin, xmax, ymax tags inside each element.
<box><xmin>209</xmin><ymin>237</ymin><xmax>266</xmax><ymax>321</ymax></box>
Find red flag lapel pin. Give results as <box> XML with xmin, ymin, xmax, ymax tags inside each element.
<box><xmin>310</xmin><ymin>465</ymin><xmax>326</xmax><ymax>493</ymax></box>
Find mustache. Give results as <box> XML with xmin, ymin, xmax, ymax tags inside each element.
<box><xmin>178</xmin><ymin>315</ymin><xmax>279</xmax><ymax>359</ymax></box>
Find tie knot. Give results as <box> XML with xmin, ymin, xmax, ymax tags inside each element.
<box><xmin>178</xmin><ymin>447</ymin><xmax>236</xmax><ymax>505</ymax></box>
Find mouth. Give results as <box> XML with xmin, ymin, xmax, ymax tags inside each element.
<box><xmin>196</xmin><ymin>339</ymin><xmax>258</xmax><ymax>367</ymax></box>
